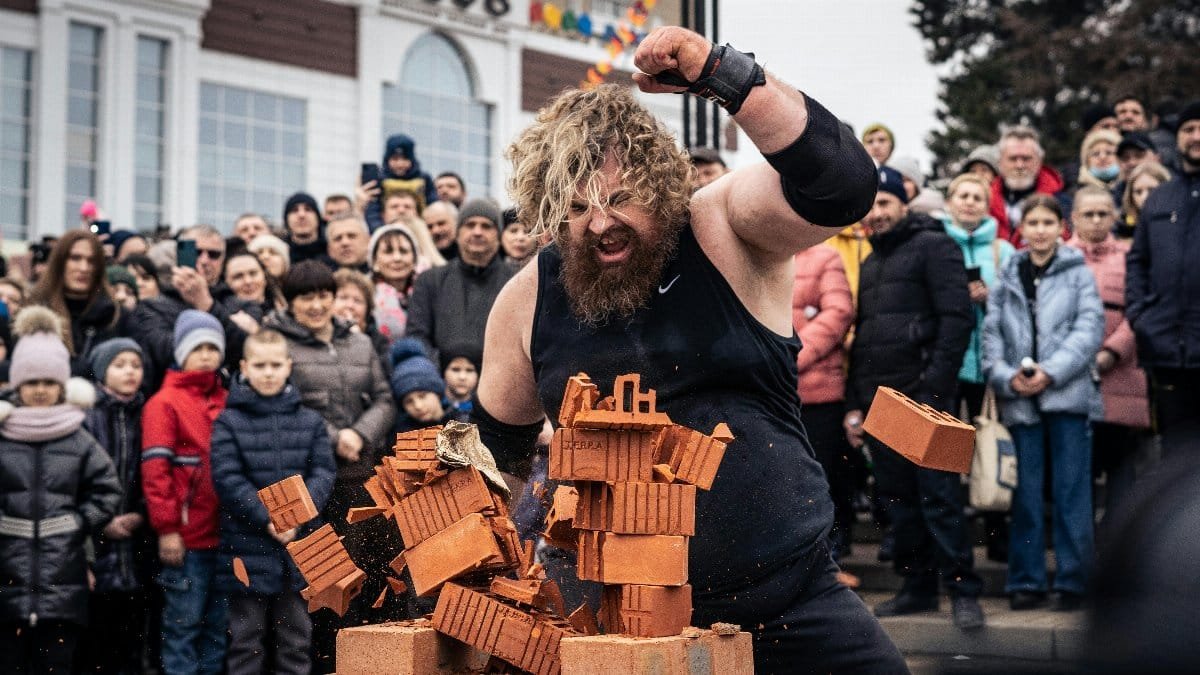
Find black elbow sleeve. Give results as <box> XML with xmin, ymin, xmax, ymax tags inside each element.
<box><xmin>470</xmin><ymin>395</ymin><xmax>544</xmax><ymax>478</ymax></box>
<box><xmin>764</xmin><ymin>93</ymin><xmax>878</xmax><ymax>228</ymax></box>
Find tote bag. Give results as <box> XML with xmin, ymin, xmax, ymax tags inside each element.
<box><xmin>969</xmin><ymin>389</ymin><xmax>1018</xmax><ymax>511</ymax></box>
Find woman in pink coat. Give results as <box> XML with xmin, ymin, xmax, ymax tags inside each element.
<box><xmin>792</xmin><ymin>244</ymin><xmax>856</xmax><ymax>558</ymax></box>
<box><xmin>1067</xmin><ymin>185</ymin><xmax>1150</xmax><ymax>518</ymax></box>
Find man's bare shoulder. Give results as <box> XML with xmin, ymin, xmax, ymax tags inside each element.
<box><xmin>489</xmin><ymin>256</ymin><xmax>540</xmax><ymax>353</ymax></box>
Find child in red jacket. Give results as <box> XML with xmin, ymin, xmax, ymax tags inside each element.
<box><xmin>141</xmin><ymin>310</ymin><xmax>229</xmax><ymax>675</ymax></box>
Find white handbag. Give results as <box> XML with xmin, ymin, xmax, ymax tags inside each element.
<box><xmin>969</xmin><ymin>389</ymin><xmax>1018</xmax><ymax>511</ymax></box>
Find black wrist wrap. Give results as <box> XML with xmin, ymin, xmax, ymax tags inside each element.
<box><xmin>763</xmin><ymin>93</ymin><xmax>878</xmax><ymax>228</ymax></box>
<box><xmin>469</xmin><ymin>394</ymin><xmax>543</xmax><ymax>478</ymax></box>
<box><xmin>655</xmin><ymin>43</ymin><xmax>765</xmax><ymax>115</ymax></box>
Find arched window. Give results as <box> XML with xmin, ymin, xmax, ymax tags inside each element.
<box><xmin>382</xmin><ymin>33</ymin><xmax>491</xmax><ymax>199</ymax></box>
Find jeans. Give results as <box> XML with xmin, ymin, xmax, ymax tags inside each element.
<box><xmin>227</xmin><ymin>592</ymin><xmax>310</xmax><ymax>675</ymax></box>
<box><xmin>1007</xmin><ymin>413</ymin><xmax>1094</xmax><ymax>595</ymax></box>
<box><xmin>158</xmin><ymin>550</ymin><xmax>228</xmax><ymax>675</ymax></box>
<box><xmin>870</xmin><ymin>439</ymin><xmax>983</xmax><ymax>598</ymax></box>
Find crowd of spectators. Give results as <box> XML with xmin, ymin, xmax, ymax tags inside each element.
<box><xmin>0</xmin><ymin>93</ymin><xmax>1195</xmax><ymax>672</ymax></box>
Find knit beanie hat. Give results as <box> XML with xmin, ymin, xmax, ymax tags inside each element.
<box><xmin>282</xmin><ymin>192</ymin><xmax>325</xmax><ymax>232</ymax></box>
<box><xmin>1080</xmin><ymin>102</ymin><xmax>1113</xmax><ymax>131</ymax></box>
<box><xmin>89</xmin><ymin>337</ymin><xmax>143</xmax><ymax>382</ymax></box>
<box><xmin>1178</xmin><ymin>100</ymin><xmax>1200</xmax><ymax>129</ymax></box>
<box><xmin>173</xmin><ymin>309</ymin><xmax>225</xmax><ymax>367</ymax></box>
<box><xmin>9</xmin><ymin>307</ymin><xmax>70</xmax><ymax>388</ymax></box>
<box><xmin>456</xmin><ymin>198</ymin><xmax>502</xmax><ymax>231</ymax></box>
<box><xmin>963</xmin><ymin>144</ymin><xmax>1000</xmax><ymax>175</ymax></box>
<box><xmin>877</xmin><ymin>166</ymin><xmax>909</xmax><ymax>204</ymax></box>
<box><xmin>106</xmin><ymin>265</ymin><xmax>138</xmax><ymax>297</ymax></box>
<box><xmin>389</xmin><ymin>338</ymin><xmax>445</xmax><ymax>401</ymax></box>
<box><xmin>888</xmin><ymin>156</ymin><xmax>923</xmax><ymax>187</ymax></box>
<box><xmin>109</xmin><ymin>230</ymin><xmax>145</xmax><ymax>258</ymax></box>
<box><xmin>368</xmin><ymin>224</ymin><xmax>420</xmax><ymax>269</ymax></box>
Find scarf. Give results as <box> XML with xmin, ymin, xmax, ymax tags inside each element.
<box><xmin>1</xmin><ymin>404</ymin><xmax>86</xmax><ymax>442</ymax></box>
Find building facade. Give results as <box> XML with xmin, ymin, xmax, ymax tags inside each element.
<box><xmin>0</xmin><ymin>0</ymin><xmax>684</xmax><ymax>240</ymax></box>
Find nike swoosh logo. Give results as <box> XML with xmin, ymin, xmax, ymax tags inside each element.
<box><xmin>658</xmin><ymin>274</ymin><xmax>681</xmax><ymax>294</ymax></box>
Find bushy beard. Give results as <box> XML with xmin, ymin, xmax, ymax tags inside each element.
<box><xmin>558</xmin><ymin>220</ymin><xmax>682</xmax><ymax>326</ymax></box>
<box><xmin>1004</xmin><ymin>172</ymin><xmax>1037</xmax><ymax>192</ymax></box>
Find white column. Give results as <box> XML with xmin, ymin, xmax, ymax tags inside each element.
<box><xmin>31</xmin><ymin>1</ymin><xmax>68</xmax><ymax>237</ymax></box>
<box><xmin>169</xmin><ymin>24</ymin><xmax>201</xmax><ymax>230</ymax></box>
<box><xmin>105</xmin><ymin>11</ymin><xmax>136</xmax><ymax>230</ymax></box>
<box><xmin>357</xmin><ymin>0</ymin><xmax>383</xmax><ymax>167</ymax></box>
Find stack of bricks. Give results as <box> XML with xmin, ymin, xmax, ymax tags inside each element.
<box><xmin>547</xmin><ymin>373</ymin><xmax>732</xmax><ymax>639</ymax></box>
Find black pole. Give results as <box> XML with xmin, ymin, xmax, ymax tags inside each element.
<box><xmin>681</xmin><ymin>0</ymin><xmax>692</xmax><ymax>149</ymax></box>
<box><xmin>710</xmin><ymin>0</ymin><xmax>720</xmax><ymax>150</ymax></box>
<box><xmin>694</xmin><ymin>0</ymin><xmax>707</xmax><ymax>147</ymax></box>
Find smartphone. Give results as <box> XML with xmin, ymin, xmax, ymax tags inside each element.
<box><xmin>965</xmin><ymin>266</ymin><xmax>982</xmax><ymax>283</ymax></box>
<box><xmin>360</xmin><ymin>162</ymin><xmax>382</xmax><ymax>186</ymax></box>
<box><xmin>177</xmin><ymin>239</ymin><xmax>198</xmax><ymax>268</ymax></box>
<box><xmin>90</xmin><ymin>220</ymin><xmax>111</xmax><ymax>237</ymax></box>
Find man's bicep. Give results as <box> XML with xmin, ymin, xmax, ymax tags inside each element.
<box><xmin>478</xmin><ymin>266</ymin><xmax>545</xmax><ymax>425</ymax></box>
<box><xmin>713</xmin><ymin>163</ymin><xmax>842</xmax><ymax>261</ymax></box>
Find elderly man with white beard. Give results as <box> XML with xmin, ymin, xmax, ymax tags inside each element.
<box><xmin>988</xmin><ymin>126</ymin><xmax>1066</xmax><ymax>246</ymax></box>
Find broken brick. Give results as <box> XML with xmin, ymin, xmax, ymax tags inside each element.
<box><xmin>575</xmin><ymin>482</ymin><xmax>696</xmax><ymax>536</ymax></box>
<box><xmin>862</xmin><ymin>386</ymin><xmax>975</xmax><ymax>474</ymax></box>
<box><xmin>387</xmin><ymin>576</ymin><xmax>408</xmax><ymax>595</ymax></box>
<box><xmin>489</xmin><ymin>577</ymin><xmax>543</xmax><ymax>607</ymax></box>
<box><xmin>548</xmin><ymin>428</ymin><xmax>656</xmax><ymax>483</ymax></box>
<box><xmin>336</xmin><ymin>620</ymin><xmax>486</xmax><ymax>675</ymax></box>
<box><xmin>405</xmin><ymin>513</ymin><xmax>509</xmax><ymax>597</ymax></box>
<box><xmin>346</xmin><ymin>506</ymin><xmax>387</xmax><ymax>524</ymax></box>
<box><xmin>653</xmin><ymin>425</ymin><xmax>728</xmax><ymax>490</ymax></box>
<box><xmin>256</xmin><ymin>475</ymin><xmax>317</xmax><ymax>533</ymax></box>
<box><xmin>232</xmin><ymin>557</ymin><xmax>250</xmax><ymax>587</ymax></box>
<box><xmin>432</xmin><ymin>583</ymin><xmax>580</xmax><ymax>675</ymax></box>
<box><xmin>389</xmin><ymin>551</ymin><xmax>407</xmax><ymax>577</ymax></box>
<box><xmin>392</xmin><ymin>426</ymin><xmax>442</xmax><ymax>459</ymax></box>
<box><xmin>599</xmin><ymin>585</ymin><xmax>693</xmax><ymax>638</ymax></box>
<box><xmin>394</xmin><ymin>466</ymin><xmax>497</xmax><ymax>547</ymax></box>
<box><xmin>542</xmin><ymin>485</ymin><xmax>580</xmax><ymax>549</ymax></box>
<box><xmin>576</xmin><ymin>531</ymin><xmax>689</xmax><ymax>586</ymax></box>
<box><xmin>372</xmin><ymin>585</ymin><xmax>389</xmax><ymax>609</ymax></box>
<box><xmin>557</xmin><ymin>373</ymin><xmax>600</xmax><ymax>428</ymax></box>
<box><xmin>286</xmin><ymin>524</ymin><xmax>366</xmax><ymax>616</ymax></box>
<box><xmin>572</xmin><ymin>374</ymin><xmax>672</xmax><ymax>431</ymax></box>
<box><xmin>559</xmin><ymin>629</ymin><xmax>753</xmax><ymax>675</ymax></box>
<box><xmin>567</xmin><ymin>604</ymin><xmax>600</xmax><ymax>637</ymax></box>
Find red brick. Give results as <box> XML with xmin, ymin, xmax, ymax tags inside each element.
<box><xmin>286</xmin><ymin>524</ymin><xmax>365</xmax><ymax>616</ymax></box>
<box><xmin>335</xmin><ymin>620</ymin><xmax>487</xmax><ymax>675</ymax></box>
<box><xmin>432</xmin><ymin>583</ymin><xmax>580</xmax><ymax>675</ymax></box>
<box><xmin>862</xmin><ymin>386</ymin><xmax>975</xmax><ymax>474</ymax></box>
<box><xmin>405</xmin><ymin>513</ymin><xmax>509</xmax><ymax>596</ymax></box>
<box><xmin>232</xmin><ymin>557</ymin><xmax>250</xmax><ymax>587</ymax></box>
<box><xmin>394</xmin><ymin>466</ymin><xmax>496</xmax><ymax>547</ymax></box>
<box><xmin>653</xmin><ymin>425</ymin><xmax>728</xmax><ymax>490</ymax></box>
<box><xmin>575</xmin><ymin>482</ymin><xmax>696</xmax><ymax>536</ymax></box>
<box><xmin>599</xmin><ymin>585</ymin><xmax>692</xmax><ymax>638</ymax></box>
<box><xmin>559</xmin><ymin>629</ymin><xmax>753</xmax><ymax>675</ymax></box>
<box><xmin>573</xmin><ymin>374</ymin><xmax>672</xmax><ymax>431</ymax></box>
<box><xmin>542</xmin><ymin>486</ymin><xmax>579</xmax><ymax>549</ymax></box>
<box><xmin>558</xmin><ymin>373</ymin><xmax>600</xmax><ymax>428</ymax></box>
<box><xmin>490</xmin><ymin>577</ymin><xmax>543</xmax><ymax>607</ymax></box>
<box><xmin>548</xmin><ymin>428</ymin><xmax>656</xmax><ymax>483</ymax></box>
<box><xmin>575</xmin><ymin>531</ymin><xmax>689</xmax><ymax>586</ymax></box>
<box><xmin>567</xmin><ymin>604</ymin><xmax>600</xmax><ymax>636</ymax></box>
<box><xmin>346</xmin><ymin>506</ymin><xmax>387</xmax><ymax>524</ymax></box>
<box><xmin>257</xmin><ymin>475</ymin><xmax>317</xmax><ymax>533</ymax></box>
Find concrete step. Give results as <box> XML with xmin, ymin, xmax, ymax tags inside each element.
<box><xmin>859</xmin><ymin>591</ymin><xmax>1085</xmax><ymax>664</ymax></box>
<box><xmin>838</xmin><ymin>543</ymin><xmax>1058</xmax><ymax>598</ymax></box>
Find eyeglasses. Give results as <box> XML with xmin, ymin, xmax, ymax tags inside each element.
<box><xmin>197</xmin><ymin>248</ymin><xmax>224</xmax><ymax>259</ymax></box>
<box><xmin>1077</xmin><ymin>210</ymin><xmax>1114</xmax><ymax>220</ymax></box>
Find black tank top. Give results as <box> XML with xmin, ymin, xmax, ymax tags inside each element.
<box><xmin>531</xmin><ymin>225</ymin><xmax>833</xmax><ymax>594</ymax></box>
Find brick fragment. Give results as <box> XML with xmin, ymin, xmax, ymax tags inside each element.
<box><xmin>862</xmin><ymin>386</ymin><xmax>975</xmax><ymax>473</ymax></box>
<box><xmin>576</xmin><ymin>531</ymin><xmax>689</xmax><ymax>586</ymax></box>
<box><xmin>542</xmin><ymin>485</ymin><xmax>579</xmax><ymax>549</ymax></box>
<box><xmin>405</xmin><ymin>513</ymin><xmax>509</xmax><ymax>596</ymax></box>
<box><xmin>575</xmin><ymin>482</ymin><xmax>696</xmax><ymax>536</ymax></box>
<box><xmin>490</xmin><ymin>577</ymin><xmax>543</xmax><ymax>607</ymax></box>
<box><xmin>257</xmin><ymin>475</ymin><xmax>317</xmax><ymax>533</ymax></box>
<box><xmin>346</xmin><ymin>506</ymin><xmax>387</xmax><ymax>524</ymax></box>
<box><xmin>387</xmin><ymin>576</ymin><xmax>408</xmax><ymax>594</ymax></box>
<box><xmin>336</xmin><ymin>620</ymin><xmax>485</xmax><ymax>675</ymax></box>
<box><xmin>232</xmin><ymin>557</ymin><xmax>250</xmax><ymax>587</ymax></box>
<box><xmin>567</xmin><ymin>604</ymin><xmax>600</xmax><ymax>636</ymax></box>
<box><xmin>394</xmin><ymin>466</ymin><xmax>496</xmax><ymax>547</ymax></box>
<box><xmin>558</xmin><ymin>373</ymin><xmax>600</xmax><ymax>428</ymax></box>
<box><xmin>548</xmin><ymin>428</ymin><xmax>656</xmax><ymax>483</ymax></box>
<box><xmin>653</xmin><ymin>425</ymin><xmax>728</xmax><ymax>490</ymax></box>
<box><xmin>573</xmin><ymin>374</ymin><xmax>672</xmax><ymax>431</ymax></box>
<box><xmin>286</xmin><ymin>524</ymin><xmax>366</xmax><ymax>616</ymax></box>
<box><xmin>389</xmin><ymin>551</ymin><xmax>407</xmax><ymax>576</ymax></box>
<box><xmin>599</xmin><ymin>584</ymin><xmax>692</xmax><ymax>638</ymax></box>
<box><xmin>372</xmin><ymin>585</ymin><xmax>389</xmax><ymax>609</ymax></box>
<box><xmin>559</xmin><ymin>629</ymin><xmax>754</xmax><ymax>675</ymax></box>
<box><xmin>432</xmin><ymin>583</ymin><xmax>580</xmax><ymax>675</ymax></box>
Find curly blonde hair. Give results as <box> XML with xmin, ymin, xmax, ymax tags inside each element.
<box><xmin>506</xmin><ymin>85</ymin><xmax>693</xmax><ymax>240</ymax></box>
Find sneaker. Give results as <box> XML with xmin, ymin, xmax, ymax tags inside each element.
<box><xmin>1009</xmin><ymin>591</ymin><xmax>1048</xmax><ymax>611</ymax></box>
<box><xmin>873</xmin><ymin>592</ymin><xmax>938</xmax><ymax>617</ymax></box>
<box><xmin>952</xmin><ymin>596</ymin><xmax>985</xmax><ymax>630</ymax></box>
<box><xmin>1050</xmin><ymin>591</ymin><xmax>1084</xmax><ymax>612</ymax></box>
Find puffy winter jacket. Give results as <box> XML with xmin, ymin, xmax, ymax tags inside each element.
<box><xmin>406</xmin><ymin>255</ymin><xmax>515</xmax><ymax>366</ymax></box>
<box><xmin>1068</xmin><ymin>234</ymin><xmax>1150</xmax><ymax>428</ymax></box>
<box><xmin>141</xmin><ymin>369</ymin><xmax>228</xmax><ymax>550</ymax></box>
<box><xmin>128</xmin><ymin>284</ymin><xmax>247</xmax><ymax>391</ymax></box>
<box><xmin>982</xmin><ymin>245</ymin><xmax>1105</xmax><ymax>427</ymax></box>
<box><xmin>211</xmin><ymin>377</ymin><xmax>335</xmax><ymax>595</ymax></box>
<box><xmin>823</xmin><ymin>224</ymin><xmax>872</xmax><ymax>306</ymax></box>
<box><xmin>264</xmin><ymin>311</ymin><xmax>395</xmax><ymax>486</ymax></box>
<box><xmin>791</xmin><ymin>245</ymin><xmax>853</xmax><ymax>404</ymax></box>
<box><xmin>847</xmin><ymin>213</ymin><xmax>973</xmax><ymax>413</ymax></box>
<box><xmin>1125</xmin><ymin>170</ymin><xmax>1200</xmax><ymax>369</ymax></box>
<box><xmin>941</xmin><ymin>216</ymin><xmax>1016</xmax><ymax>384</ymax></box>
<box><xmin>0</xmin><ymin>405</ymin><xmax>121</xmax><ymax>625</ymax></box>
<box><xmin>83</xmin><ymin>387</ymin><xmax>154</xmax><ymax>593</ymax></box>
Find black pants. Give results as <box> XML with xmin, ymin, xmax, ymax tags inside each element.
<box><xmin>871</xmin><ymin>438</ymin><xmax>983</xmax><ymax>598</ymax></box>
<box><xmin>75</xmin><ymin>591</ymin><xmax>147</xmax><ymax>674</ymax></box>
<box><xmin>1</xmin><ymin>620</ymin><xmax>80</xmax><ymax>675</ymax></box>
<box><xmin>1092</xmin><ymin>421</ymin><xmax>1142</xmax><ymax>520</ymax></box>
<box><xmin>228</xmin><ymin>592</ymin><xmax>310</xmax><ymax>675</ymax></box>
<box><xmin>1150</xmin><ymin>367</ymin><xmax>1200</xmax><ymax>458</ymax></box>
<box><xmin>803</xmin><ymin>402</ymin><xmax>857</xmax><ymax>555</ymax></box>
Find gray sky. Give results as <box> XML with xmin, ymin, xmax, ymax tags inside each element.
<box><xmin>718</xmin><ymin>0</ymin><xmax>940</xmax><ymax>171</ymax></box>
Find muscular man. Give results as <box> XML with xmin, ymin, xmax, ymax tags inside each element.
<box><xmin>473</xmin><ymin>27</ymin><xmax>904</xmax><ymax>672</ymax></box>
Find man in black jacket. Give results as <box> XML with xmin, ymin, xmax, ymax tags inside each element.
<box><xmin>1126</xmin><ymin>101</ymin><xmax>1200</xmax><ymax>458</ymax></box>
<box><xmin>845</xmin><ymin>167</ymin><xmax>983</xmax><ymax>629</ymax></box>
<box><xmin>406</xmin><ymin>198</ymin><xmax>514</xmax><ymax>365</ymax></box>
